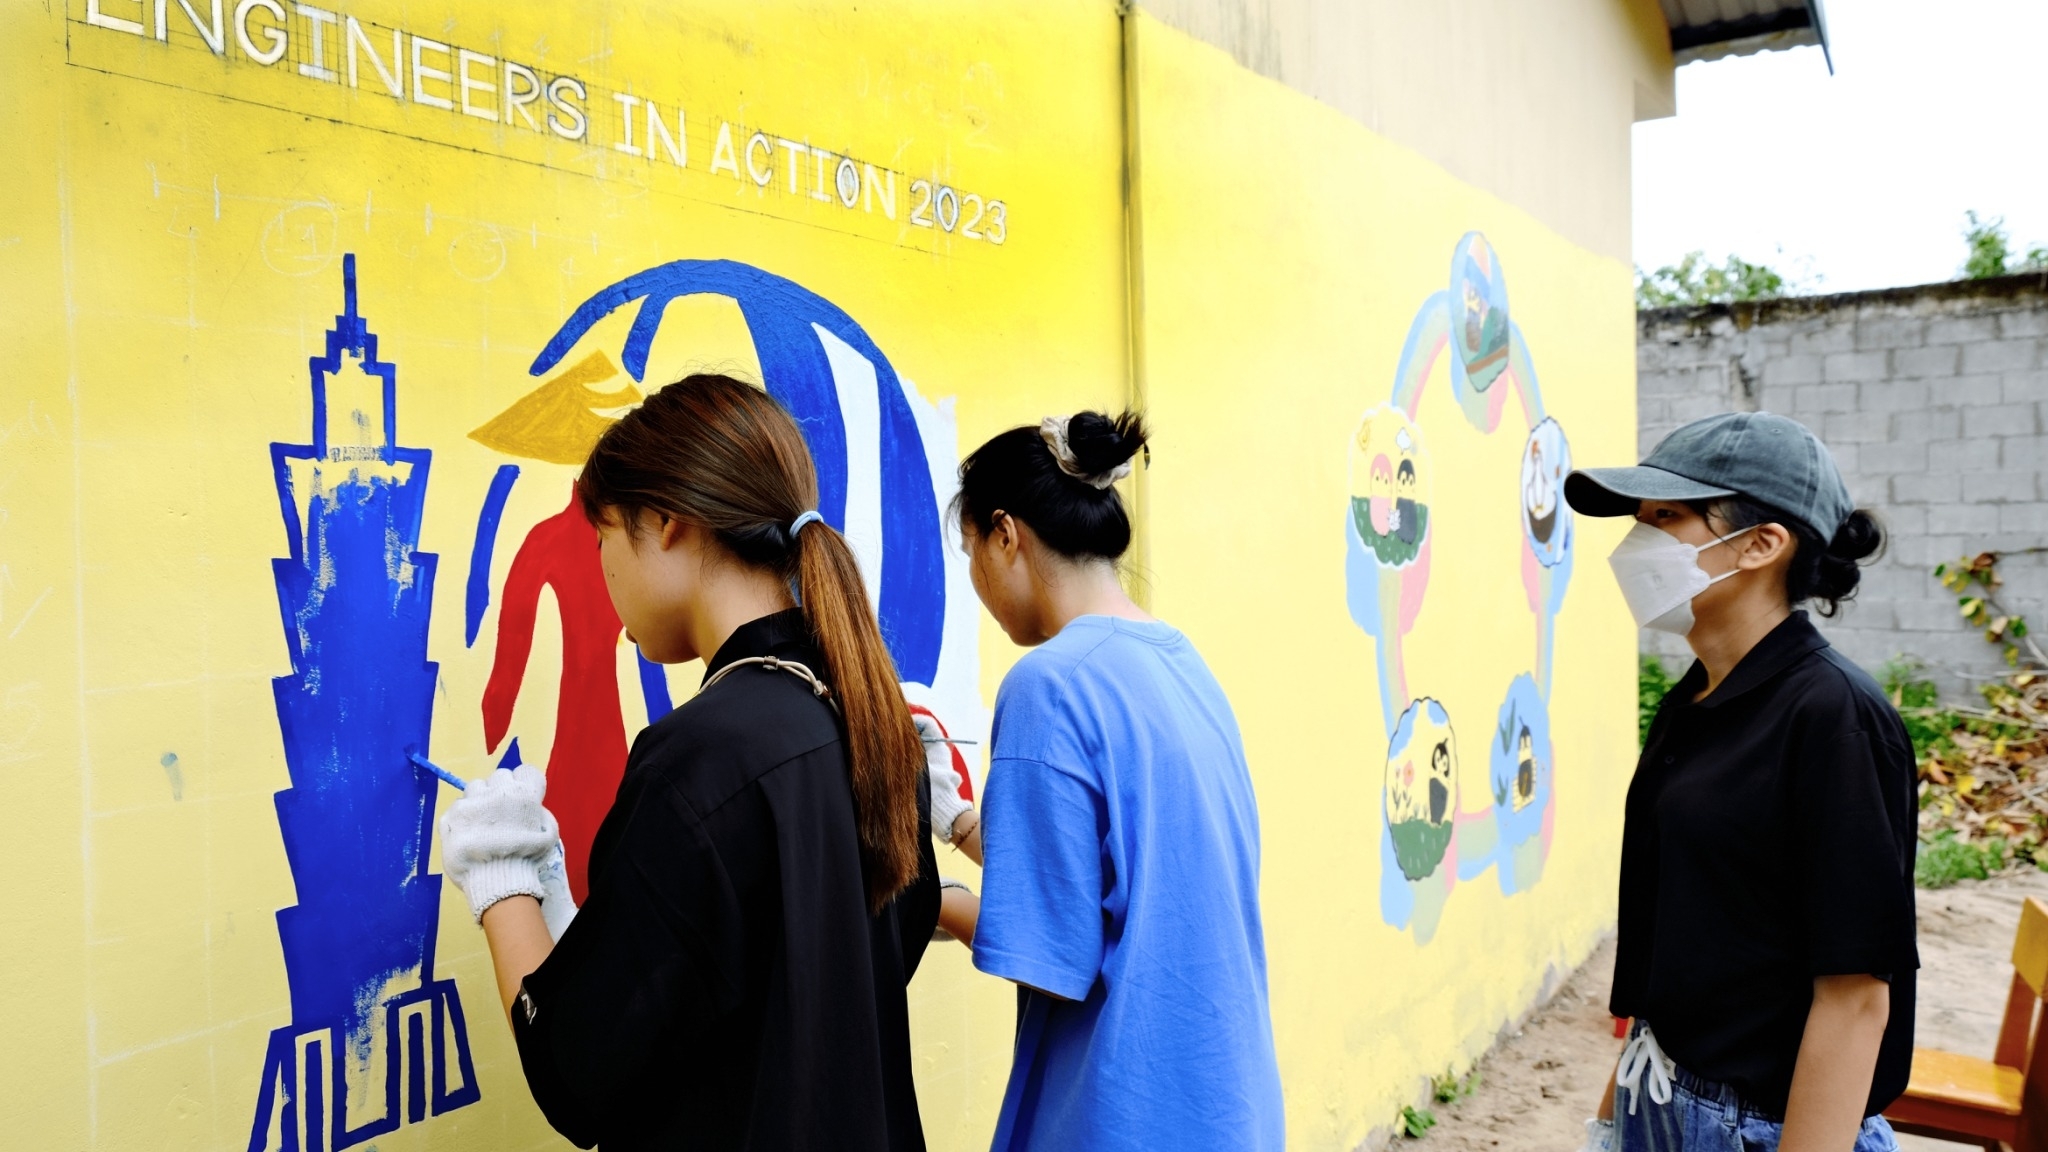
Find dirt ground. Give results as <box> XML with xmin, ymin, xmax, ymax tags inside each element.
<box><xmin>1418</xmin><ymin>869</ymin><xmax>2048</xmax><ymax>1150</ymax></box>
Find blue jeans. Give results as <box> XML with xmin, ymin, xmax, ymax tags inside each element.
<box><xmin>1616</xmin><ymin>1028</ymin><xmax>1899</xmax><ymax>1152</ymax></box>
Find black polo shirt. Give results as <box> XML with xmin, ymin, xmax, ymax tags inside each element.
<box><xmin>509</xmin><ymin>609</ymin><xmax>940</xmax><ymax>1150</ymax></box>
<box><xmin>1611</xmin><ymin>611</ymin><xmax>1919</xmax><ymax>1118</ymax></box>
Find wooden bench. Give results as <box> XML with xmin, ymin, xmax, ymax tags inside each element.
<box><xmin>1886</xmin><ymin>896</ymin><xmax>2048</xmax><ymax>1151</ymax></box>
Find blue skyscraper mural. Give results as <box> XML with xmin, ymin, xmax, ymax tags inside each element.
<box><xmin>249</xmin><ymin>255</ymin><xmax>479</xmax><ymax>1152</ymax></box>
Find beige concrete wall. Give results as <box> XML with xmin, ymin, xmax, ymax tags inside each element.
<box><xmin>1135</xmin><ymin>0</ymin><xmax>1675</xmax><ymax>263</ymax></box>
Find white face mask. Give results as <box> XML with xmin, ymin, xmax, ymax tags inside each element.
<box><xmin>1606</xmin><ymin>521</ymin><xmax>1756</xmax><ymax>635</ymax></box>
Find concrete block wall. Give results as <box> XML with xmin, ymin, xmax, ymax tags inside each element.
<box><xmin>1635</xmin><ymin>274</ymin><xmax>2048</xmax><ymax>697</ymax></box>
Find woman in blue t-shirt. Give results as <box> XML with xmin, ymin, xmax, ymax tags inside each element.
<box><xmin>927</xmin><ymin>411</ymin><xmax>1285</xmax><ymax>1152</ymax></box>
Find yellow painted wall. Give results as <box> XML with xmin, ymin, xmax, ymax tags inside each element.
<box><xmin>1128</xmin><ymin>13</ymin><xmax>1642</xmax><ymax>1148</ymax></box>
<box><xmin>3</xmin><ymin>2</ymin><xmax>1126</xmax><ymax>1147</ymax></box>
<box><xmin>0</xmin><ymin>1</ymin><xmax>1653</xmax><ymax>1149</ymax></box>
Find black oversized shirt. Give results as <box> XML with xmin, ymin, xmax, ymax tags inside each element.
<box><xmin>1611</xmin><ymin>611</ymin><xmax>1918</xmax><ymax>1118</ymax></box>
<box><xmin>509</xmin><ymin>610</ymin><xmax>940</xmax><ymax>1150</ymax></box>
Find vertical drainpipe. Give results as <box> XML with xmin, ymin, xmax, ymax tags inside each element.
<box><xmin>1118</xmin><ymin>0</ymin><xmax>1152</xmax><ymax>610</ymax></box>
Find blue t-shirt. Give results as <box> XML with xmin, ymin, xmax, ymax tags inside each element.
<box><xmin>972</xmin><ymin>616</ymin><xmax>1284</xmax><ymax>1152</ymax></box>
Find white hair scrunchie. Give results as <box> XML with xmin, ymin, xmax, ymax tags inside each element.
<box><xmin>1039</xmin><ymin>416</ymin><xmax>1134</xmax><ymax>490</ymax></box>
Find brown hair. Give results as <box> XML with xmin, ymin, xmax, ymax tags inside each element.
<box><xmin>577</xmin><ymin>373</ymin><xmax>922</xmax><ymax>912</ymax></box>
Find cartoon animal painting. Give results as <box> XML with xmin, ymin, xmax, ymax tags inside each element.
<box><xmin>1349</xmin><ymin>407</ymin><xmax>1431</xmax><ymax>569</ymax></box>
<box><xmin>1384</xmin><ymin>698</ymin><xmax>1457</xmax><ymax>883</ymax></box>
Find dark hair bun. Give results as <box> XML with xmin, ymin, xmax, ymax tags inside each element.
<box><xmin>1826</xmin><ymin>509</ymin><xmax>1885</xmax><ymax>563</ymax></box>
<box><xmin>1810</xmin><ymin>508</ymin><xmax>1884</xmax><ymax>612</ymax></box>
<box><xmin>951</xmin><ymin>409</ymin><xmax>1150</xmax><ymax>562</ymax></box>
<box><xmin>1064</xmin><ymin>411</ymin><xmax>1149</xmax><ymax>478</ymax></box>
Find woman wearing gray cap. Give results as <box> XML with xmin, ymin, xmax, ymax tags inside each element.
<box><xmin>1567</xmin><ymin>412</ymin><xmax>1912</xmax><ymax>1152</ymax></box>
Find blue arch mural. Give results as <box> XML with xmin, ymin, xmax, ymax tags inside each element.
<box><xmin>529</xmin><ymin>259</ymin><xmax>946</xmax><ymax>685</ymax></box>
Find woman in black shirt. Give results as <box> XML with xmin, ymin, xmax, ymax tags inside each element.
<box><xmin>1563</xmin><ymin>412</ymin><xmax>1913</xmax><ymax>1152</ymax></box>
<box><xmin>437</xmin><ymin>374</ymin><xmax>940</xmax><ymax>1150</ymax></box>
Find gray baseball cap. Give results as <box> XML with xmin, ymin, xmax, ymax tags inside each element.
<box><xmin>1563</xmin><ymin>411</ymin><xmax>1855</xmax><ymax>542</ymax></box>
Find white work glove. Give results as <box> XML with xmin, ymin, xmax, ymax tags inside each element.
<box><xmin>440</xmin><ymin>765</ymin><xmax>559</xmax><ymax>922</ymax></box>
<box><xmin>1579</xmin><ymin>1118</ymin><xmax>1616</xmax><ymax>1152</ymax></box>
<box><xmin>912</xmin><ymin>710</ymin><xmax>974</xmax><ymax>842</ymax></box>
<box><xmin>536</xmin><ymin>839</ymin><xmax>578</xmax><ymax>941</ymax></box>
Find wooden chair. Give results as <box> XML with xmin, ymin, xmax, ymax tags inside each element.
<box><xmin>1887</xmin><ymin>896</ymin><xmax>2048</xmax><ymax>1152</ymax></box>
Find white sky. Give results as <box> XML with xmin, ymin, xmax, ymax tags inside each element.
<box><xmin>1632</xmin><ymin>0</ymin><xmax>2048</xmax><ymax>294</ymax></box>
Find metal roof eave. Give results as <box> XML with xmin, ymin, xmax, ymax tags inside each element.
<box><xmin>1667</xmin><ymin>0</ymin><xmax>1832</xmax><ymax>73</ymax></box>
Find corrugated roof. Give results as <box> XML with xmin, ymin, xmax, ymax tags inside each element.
<box><xmin>1660</xmin><ymin>0</ymin><xmax>1831</xmax><ymax>69</ymax></box>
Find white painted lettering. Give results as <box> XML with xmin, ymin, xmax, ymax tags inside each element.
<box><xmin>809</xmin><ymin>147</ymin><xmax>833</xmax><ymax>202</ymax></box>
<box><xmin>862</xmin><ymin>163</ymin><xmax>896</xmax><ymax>220</ymax></box>
<box><xmin>611</xmin><ymin>93</ymin><xmax>642</xmax><ymax>156</ymax></box>
<box><xmin>155</xmin><ymin>0</ymin><xmax>225</xmax><ymax>54</ymax></box>
<box><xmin>745</xmin><ymin>132</ymin><xmax>773</xmax><ymax>187</ymax></box>
<box><xmin>776</xmin><ymin>138</ymin><xmax>807</xmax><ymax>193</ymax></box>
<box><xmin>502</xmin><ymin>61</ymin><xmax>540</xmax><ymax>128</ymax></box>
<box><xmin>87</xmin><ymin>0</ymin><xmax>146</xmax><ymax>36</ymax></box>
<box><xmin>233</xmin><ymin>0</ymin><xmax>286</xmax><ymax>64</ymax></box>
<box><xmin>410</xmin><ymin>35</ymin><xmax>453</xmax><ymax>110</ymax></box>
<box><xmin>835</xmin><ymin>157</ymin><xmax>859</xmax><ymax>208</ymax></box>
<box><xmin>710</xmin><ymin>122</ymin><xmax>740</xmax><ymax>178</ymax></box>
<box><xmin>457</xmin><ymin>48</ymin><xmax>495</xmax><ymax>120</ymax></box>
<box><xmin>294</xmin><ymin>4</ymin><xmax>337</xmax><ymax>82</ymax></box>
<box><xmin>344</xmin><ymin>16</ymin><xmax>400</xmax><ymax>97</ymax></box>
<box><xmin>545</xmin><ymin>76</ymin><xmax>587</xmax><ymax>140</ymax></box>
<box><xmin>646</xmin><ymin>103</ymin><xmax>684</xmax><ymax>166</ymax></box>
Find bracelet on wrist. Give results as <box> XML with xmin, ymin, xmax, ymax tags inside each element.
<box><xmin>950</xmin><ymin>810</ymin><xmax>979</xmax><ymax>850</ymax></box>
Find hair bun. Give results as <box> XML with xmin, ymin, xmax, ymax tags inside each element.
<box><xmin>1064</xmin><ymin>411</ymin><xmax>1149</xmax><ymax>477</ymax></box>
<box><xmin>1826</xmin><ymin>508</ymin><xmax>1885</xmax><ymax>563</ymax></box>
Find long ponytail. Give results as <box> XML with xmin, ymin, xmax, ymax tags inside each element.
<box><xmin>790</xmin><ymin>519</ymin><xmax>924</xmax><ymax>910</ymax></box>
<box><xmin>577</xmin><ymin>373</ymin><xmax>924</xmax><ymax>912</ymax></box>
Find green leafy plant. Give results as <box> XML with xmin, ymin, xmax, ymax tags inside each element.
<box><xmin>1639</xmin><ymin>655</ymin><xmax>1677</xmax><ymax>745</ymax></box>
<box><xmin>1636</xmin><ymin>251</ymin><xmax>1795</xmax><ymax>309</ymax></box>
<box><xmin>1432</xmin><ymin>1068</ymin><xmax>1481</xmax><ymax>1103</ymax></box>
<box><xmin>1399</xmin><ymin>1105</ymin><xmax>1438</xmax><ymax>1139</ymax></box>
<box><xmin>1881</xmin><ymin>659</ymin><xmax>1957</xmax><ymax>762</ymax></box>
<box><xmin>1936</xmin><ymin>551</ymin><xmax>2048</xmax><ymax>669</ymax></box>
<box><xmin>1962</xmin><ymin>211</ymin><xmax>2048</xmax><ymax>280</ymax></box>
<box><xmin>1916</xmin><ymin>831</ymin><xmax>2007</xmax><ymax>888</ymax></box>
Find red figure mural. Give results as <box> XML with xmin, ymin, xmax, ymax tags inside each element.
<box><xmin>481</xmin><ymin>486</ymin><xmax>628</xmax><ymax>902</ymax></box>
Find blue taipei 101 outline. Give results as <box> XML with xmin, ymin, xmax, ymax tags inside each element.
<box><xmin>249</xmin><ymin>254</ymin><xmax>479</xmax><ymax>1152</ymax></box>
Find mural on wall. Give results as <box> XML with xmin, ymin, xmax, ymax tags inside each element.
<box><xmin>470</xmin><ymin>349</ymin><xmax>652</xmax><ymax>905</ymax></box>
<box><xmin>1347</xmin><ymin>233</ymin><xmax>1573</xmax><ymax>943</ymax></box>
<box><xmin>469</xmin><ymin>259</ymin><xmax>976</xmax><ymax>899</ymax></box>
<box><xmin>250</xmin><ymin>253</ymin><xmax>983</xmax><ymax>1148</ymax></box>
<box><xmin>253</xmin><ymin>256</ymin><xmax>480</xmax><ymax>1152</ymax></box>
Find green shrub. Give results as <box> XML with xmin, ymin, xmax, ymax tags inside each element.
<box><xmin>1640</xmin><ymin>655</ymin><xmax>1677</xmax><ymax>745</ymax></box>
<box><xmin>1399</xmin><ymin>1106</ymin><xmax>1438</xmax><ymax>1139</ymax></box>
<box><xmin>1916</xmin><ymin>832</ymin><xmax>2004</xmax><ymax>889</ymax></box>
<box><xmin>1879</xmin><ymin>659</ymin><xmax>1956</xmax><ymax>762</ymax></box>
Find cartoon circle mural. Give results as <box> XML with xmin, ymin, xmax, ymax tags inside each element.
<box><xmin>1521</xmin><ymin>417</ymin><xmax>1571</xmax><ymax>568</ymax></box>
<box><xmin>1346</xmin><ymin>233</ymin><xmax>1573</xmax><ymax>943</ymax></box>
<box><xmin>1385</xmin><ymin>699</ymin><xmax>1457</xmax><ymax>882</ymax></box>
<box><xmin>1349</xmin><ymin>407</ymin><xmax>1432</xmax><ymax>568</ymax></box>
<box><xmin>1488</xmin><ymin>673</ymin><xmax>1554</xmax><ymax>893</ymax></box>
<box><xmin>1453</xmin><ymin>237</ymin><xmax>1511</xmax><ymax>396</ymax></box>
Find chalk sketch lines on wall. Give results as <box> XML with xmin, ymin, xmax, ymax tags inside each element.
<box><xmin>1346</xmin><ymin>233</ymin><xmax>1574</xmax><ymax>943</ymax></box>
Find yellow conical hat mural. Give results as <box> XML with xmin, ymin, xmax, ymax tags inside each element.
<box><xmin>470</xmin><ymin>350</ymin><xmax>641</xmax><ymax>464</ymax></box>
